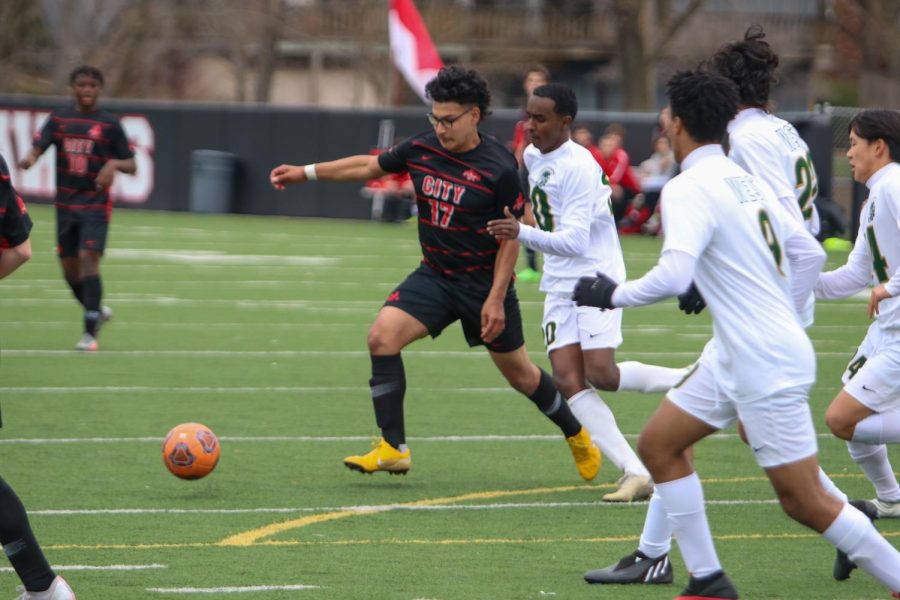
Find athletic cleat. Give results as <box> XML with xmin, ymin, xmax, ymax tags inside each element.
<box><xmin>872</xmin><ymin>497</ymin><xmax>900</xmax><ymax>518</ymax></box>
<box><xmin>15</xmin><ymin>576</ymin><xmax>76</xmax><ymax>599</ymax></box>
<box><xmin>516</xmin><ymin>267</ymin><xmax>541</xmax><ymax>283</ymax></box>
<box><xmin>584</xmin><ymin>549</ymin><xmax>673</xmax><ymax>585</ymax></box>
<box><xmin>343</xmin><ymin>437</ymin><xmax>410</xmax><ymax>475</ymax></box>
<box><xmin>566</xmin><ymin>427</ymin><xmax>601</xmax><ymax>481</ymax></box>
<box><xmin>834</xmin><ymin>499</ymin><xmax>879</xmax><ymax>581</ymax></box>
<box><xmin>603</xmin><ymin>473</ymin><xmax>654</xmax><ymax>502</ymax></box>
<box><xmin>675</xmin><ymin>570</ymin><xmax>738</xmax><ymax>599</ymax></box>
<box><xmin>74</xmin><ymin>333</ymin><xmax>98</xmax><ymax>352</ymax></box>
<box><xmin>96</xmin><ymin>305</ymin><xmax>113</xmax><ymax>333</ymax></box>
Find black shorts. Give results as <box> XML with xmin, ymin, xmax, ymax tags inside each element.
<box><xmin>57</xmin><ymin>210</ymin><xmax>109</xmax><ymax>257</ymax></box>
<box><xmin>384</xmin><ymin>264</ymin><xmax>525</xmax><ymax>353</ymax></box>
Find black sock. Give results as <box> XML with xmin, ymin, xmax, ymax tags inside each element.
<box><xmin>81</xmin><ymin>275</ymin><xmax>102</xmax><ymax>336</ymax></box>
<box><xmin>370</xmin><ymin>354</ymin><xmax>406</xmax><ymax>449</ymax></box>
<box><xmin>0</xmin><ymin>478</ymin><xmax>55</xmax><ymax>592</ymax></box>
<box><xmin>526</xmin><ymin>248</ymin><xmax>538</xmax><ymax>271</ymax></box>
<box><xmin>528</xmin><ymin>369</ymin><xmax>581</xmax><ymax>438</ymax></box>
<box><xmin>66</xmin><ymin>279</ymin><xmax>85</xmax><ymax>307</ymax></box>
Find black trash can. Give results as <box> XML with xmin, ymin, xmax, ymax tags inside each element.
<box><xmin>190</xmin><ymin>150</ymin><xmax>239</xmax><ymax>213</ymax></box>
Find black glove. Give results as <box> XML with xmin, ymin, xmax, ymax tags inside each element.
<box><xmin>572</xmin><ymin>273</ymin><xmax>618</xmax><ymax>309</ymax></box>
<box><xmin>677</xmin><ymin>282</ymin><xmax>706</xmax><ymax>315</ymax></box>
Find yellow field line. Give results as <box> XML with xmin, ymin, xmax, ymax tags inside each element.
<box><xmin>218</xmin><ymin>474</ymin><xmax>869</xmax><ymax>547</ymax></box>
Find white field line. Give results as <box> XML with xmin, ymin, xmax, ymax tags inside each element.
<box><xmin>0</xmin><ymin>564</ymin><xmax>166</xmax><ymax>572</ymax></box>
<box><xmin>0</xmin><ymin>349</ymin><xmax>856</xmax><ymax>359</ymax></box>
<box><xmin>31</xmin><ymin>499</ymin><xmax>782</xmax><ymax>517</ymax></box>
<box><xmin>0</xmin><ymin>432</ymin><xmax>842</xmax><ymax>446</ymax></box>
<box><xmin>147</xmin><ymin>585</ymin><xmax>320</xmax><ymax>593</ymax></box>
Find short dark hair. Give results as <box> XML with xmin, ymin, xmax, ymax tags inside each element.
<box><xmin>532</xmin><ymin>83</ymin><xmax>577</xmax><ymax>120</ymax></box>
<box><xmin>667</xmin><ymin>69</ymin><xmax>739</xmax><ymax>143</ymax></box>
<box><xmin>849</xmin><ymin>109</ymin><xmax>900</xmax><ymax>163</ymax></box>
<box><xmin>69</xmin><ymin>65</ymin><xmax>104</xmax><ymax>85</ymax></box>
<box><xmin>709</xmin><ymin>25</ymin><xmax>777</xmax><ymax>109</ymax></box>
<box><xmin>524</xmin><ymin>64</ymin><xmax>551</xmax><ymax>81</ymax></box>
<box><xmin>425</xmin><ymin>65</ymin><xmax>491</xmax><ymax>118</ymax></box>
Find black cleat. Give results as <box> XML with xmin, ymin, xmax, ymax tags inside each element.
<box><xmin>675</xmin><ymin>570</ymin><xmax>738</xmax><ymax>599</ymax></box>
<box><xmin>834</xmin><ymin>499</ymin><xmax>879</xmax><ymax>581</ymax></box>
<box><xmin>584</xmin><ymin>550</ymin><xmax>673</xmax><ymax>585</ymax></box>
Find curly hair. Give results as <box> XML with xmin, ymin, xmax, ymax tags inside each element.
<box><xmin>667</xmin><ymin>69</ymin><xmax>739</xmax><ymax>143</ymax></box>
<box><xmin>532</xmin><ymin>83</ymin><xmax>577</xmax><ymax>120</ymax></box>
<box><xmin>425</xmin><ymin>65</ymin><xmax>491</xmax><ymax>118</ymax></box>
<box><xmin>69</xmin><ymin>65</ymin><xmax>104</xmax><ymax>85</ymax></box>
<box><xmin>709</xmin><ymin>25</ymin><xmax>778</xmax><ymax>109</ymax></box>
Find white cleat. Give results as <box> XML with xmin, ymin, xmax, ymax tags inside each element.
<box><xmin>872</xmin><ymin>497</ymin><xmax>900</xmax><ymax>518</ymax></box>
<box><xmin>15</xmin><ymin>576</ymin><xmax>76</xmax><ymax>599</ymax></box>
<box><xmin>74</xmin><ymin>333</ymin><xmax>98</xmax><ymax>352</ymax></box>
<box><xmin>603</xmin><ymin>473</ymin><xmax>654</xmax><ymax>502</ymax></box>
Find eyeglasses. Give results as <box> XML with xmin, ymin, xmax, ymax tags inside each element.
<box><xmin>426</xmin><ymin>106</ymin><xmax>474</xmax><ymax>129</ymax></box>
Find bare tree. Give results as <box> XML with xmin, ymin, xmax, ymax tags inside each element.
<box><xmin>611</xmin><ymin>0</ymin><xmax>706</xmax><ymax>110</ymax></box>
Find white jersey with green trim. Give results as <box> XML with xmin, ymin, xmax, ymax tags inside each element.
<box><xmin>817</xmin><ymin>162</ymin><xmax>900</xmax><ymax>332</ymax></box>
<box><xmin>520</xmin><ymin>139</ymin><xmax>625</xmax><ymax>293</ymax></box>
<box><xmin>661</xmin><ymin>144</ymin><xmax>814</xmax><ymax>401</ymax></box>
<box><xmin>728</xmin><ymin>108</ymin><xmax>820</xmax><ymax>235</ymax></box>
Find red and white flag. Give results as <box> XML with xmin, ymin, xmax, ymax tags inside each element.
<box><xmin>388</xmin><ymin>0</ymin><xmax>443</xmax><ymax>103</ymax></box>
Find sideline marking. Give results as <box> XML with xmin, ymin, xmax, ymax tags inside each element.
<box><xmin>0</xmin><ymin>432</ymin><xmax>851</xmax><ymax>445</ymax></box>
<box><xmin>0</xmin><ymin>564</ymin><xmax>166</xmax><ymax>572</ymax></box>
<box><xmin>147</xmin><ymin>584</ymin><xmax>320</xmax><ymax>594</ymax></box>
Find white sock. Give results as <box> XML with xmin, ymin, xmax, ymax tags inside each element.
<box><xmin>847</xmin><ymin>441</ymin><xmax>900</xmax><ymax>502</ymax></box>
<box><xmin>853</xmin><ymin>409</ymin><xmax>900</xmax><ymax>444</ymax></box>
<box><xmin>818</xmin><ymin>467</ymin><xmax>848</xmax><ymax>503</ymax></box>
<box><xmin>567</xmin><ymin>389</ymin><xmax>648</xmax><ymax>476</ymax></box>
<box><xmin>617</xmin><ymin>361</ymin><xmax>687</xmax><ymax>393</ymax></box>
<box><xmin>655</xmin><ymin>472</ymin><xmax>722</xmax><ymax>578</ymax></box>
<box><xmin>823</xmin><ymin>503</ymin><xmax>900</xmax><ymax>591</ymax></box>
<box><xmin>638</xmin><ymin>491</ymin><xmax>673</xmax><ymax>558</ymax></box>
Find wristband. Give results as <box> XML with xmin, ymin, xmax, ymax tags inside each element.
<box><xmin>304</xmin><ymin>164</ymin><xmax>318</xmax><ymax>181</ymax></box>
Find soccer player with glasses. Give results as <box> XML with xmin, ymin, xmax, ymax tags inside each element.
<box><xmin>269</xmin><ymin>65</ymin><xmax>601</xmax><ymax>480</ymax></box>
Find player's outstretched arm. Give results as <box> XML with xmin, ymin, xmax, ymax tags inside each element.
<box><xmin>17</xmin><ymin>147</ymin><xmax>42</xmax><ymax>170</ymax></box>
<box><xmin>0</xmin><ymin>238</ymin><xmax>31</xmax><ymax>279</ymax></box>
<box><xmin>270</xmin><ymin>155</ymin><xmax>385</xmax><ymax>190</ymax></box>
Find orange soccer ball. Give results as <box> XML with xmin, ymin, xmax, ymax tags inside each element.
<box><xmin>162</xmin><ymin>422</ymin><xmax>220</xmax><ymax>480</ymax></box>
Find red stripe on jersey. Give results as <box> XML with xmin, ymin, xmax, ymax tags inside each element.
<box><xmin>55</xmin><ymin>203</ymin><xmax>109</xmax><ymax>211</ymax></box>
<box><xmin>421</xmin><ymin>243</ymin><xmax>497</xmax><ymax>257</ymax></box>
<box><xmin>51</xmin><ymin>115</ymin><xmax>110</xmax><ymax>125</ymax></box>
<box><xmin>417</xmin><ymin>217</ymin><xmax>474</xmax><ymax>232</ymax></box>
<box><xmin>408</xmin><ymin>163</ymin><xmax>492</xmax><ymax>195</ymax></box>
<box><xmin>52</xmin><ymin>133</ymin><xmax>113</xmax><ymax>144</ymax></box>
<box><xmin>422</xmin><ymin>256</ymin><xmax>493</xmax><ymax>276</ymax></box>
<box><xmin>411</xmin><ymin>141</ymin><xmax>495</xmax><ymax>178</ymax></box>
<box><xmin>0</xmin><ymin>173</ymin><xmax>9</xmax><ymax>182</ymax></box>
<box><xmin>57</xmin><ymin>186</ymin><xmax>100</xmax><ymax>196</ymax></box>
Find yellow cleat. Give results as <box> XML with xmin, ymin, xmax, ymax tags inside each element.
<box><xmin>566</xmin><ymin>427</ymin><xmax>601</xmax><ymax>481</ymax></box>
<box><xmin>602</xmin><ymin>473</ymin><xmax>654</xmax><ymax>502</ymax></box>
<box><xmin>343</xmin><ymin>437</ymin><xmax>410</xmax><ymax>475</ymax></box>
<box><xmin>517</xmin><ymin>267</ymin><xmax>541</xmax><ymax>283</ymax></box>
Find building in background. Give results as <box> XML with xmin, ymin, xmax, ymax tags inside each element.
<box><xmin>0</xmin><ymin>0</ymin><xmax>896</xmax><ymax>111</ymax></box>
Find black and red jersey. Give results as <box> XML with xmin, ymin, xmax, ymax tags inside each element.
<box><xmin>0</xmin><ymin>155</ymin><xmax>32</xmax><ymax>251</ymax></box>
<box><xmin>34</xmin><ymin>106</ymin><xmax>133</xmax><ymax>212</ymax></box>
<box><xmin>378</xmin><ymin>131</ymin><xmax>526</xmax><ymax>290</ymax></box>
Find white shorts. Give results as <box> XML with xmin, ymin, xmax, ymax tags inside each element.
<box><xmin>842</xmin><ymin>326</ymin><xmax>900</xmax><ymax>413</ymax></box>
<box><xmin>541</xmin><ymin>292</ymin><xmax>623</xmax><ymax>353</ymax></box>
<box><xmin>668</xmin><ymin>345</ymin><xmax>818</xmax><ymax>468</ymax></box>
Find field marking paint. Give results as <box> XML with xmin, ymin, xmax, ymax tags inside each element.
<box><xmin>32</xmin><ymin>498</ymin><xmax>792</xmax><ymax>517</ymax></box>
<box><xmin>147</xmin><ymin>584</ymin><xmax>320</xmax><ymax>593</ymax></box>
<box><xmin>0</xmin><ymin>432</ymin><xmax>850</xmax><ymax>445</ymax></box>
<box><xmin>0</xmin><ymin>349</ymin><xmax>856</xmax><ymax>359</ymax></box>
<box><xmin>45</xmin><ymin>529</ymin><xmax>900</xmax><ymax>553</ymax></box>
<box><xmin>0</xmin><ymin>564</ymin><xmax>166</xmax><ymax>572</ymax></box>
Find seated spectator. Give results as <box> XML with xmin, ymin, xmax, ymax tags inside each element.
<box><xmin>620</xmin><ymin>135</ymin><xmax>676</xmax><ymax>235</ymax></box>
